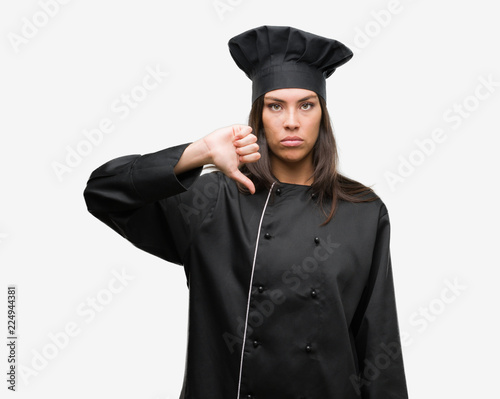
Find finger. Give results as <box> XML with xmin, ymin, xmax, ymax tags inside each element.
<box><xmin>230</xmin><ymin>169</ymin><xmax>256</xmax><ymax>194</ymax></box>
<box><xmin>239</xmin><ymin>152</ymin><xmax>261</xmax><ymax>164</ymax></box>
<box><xmin>233</xmin><ymin>125</ymin><xmax>252</xmax><ymax>140</ymax></box>
<box><xmin>234</xmin><ymin>133</ymin><xmax>257</xmax><ymax>147</ymax></box>
<box><xmin>235</xmin><ymin>143</ymin><xmax>259</xmax><ymax>156</ymax></box>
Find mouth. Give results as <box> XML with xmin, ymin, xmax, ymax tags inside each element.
<box><xmin>281</xmin><ymin>136</ymin><xmax>303</xmax><ymax>147</ymax></box>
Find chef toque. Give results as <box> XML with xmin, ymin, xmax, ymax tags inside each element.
<box><xmin>228</xmin><ymin>25</ymin><xmax>353</xmax><ymax>104</ymax></box>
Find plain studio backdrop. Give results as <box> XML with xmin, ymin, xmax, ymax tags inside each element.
<box><xmin>1</xmin><ymin>1</ymin><xmax>499</xmax><ymax>398</ymax></box>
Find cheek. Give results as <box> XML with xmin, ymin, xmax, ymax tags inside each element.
<box><xmin>309</xmin><ymin>112</ymin><xmax>322</xmax><ymax>138</ymax></box>
<box><xmin>305</xmin><ymin>118</ymin><xmax>321</xmax><ymax>137</ymax></box>
<box><xmin>262</xmin><ymin>114</ymin><xmax>280</xmax><ymax>140</ymax></box>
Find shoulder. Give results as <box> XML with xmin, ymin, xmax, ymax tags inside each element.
<box><xmin>337</xmin><ymin>192</ymin><xmax>389</xmax><ymax>225</ymax></box>
<box><xmin>335</xmin><ymin>173</ymin><xmax>388</xmax><ymax>218</ymax></box>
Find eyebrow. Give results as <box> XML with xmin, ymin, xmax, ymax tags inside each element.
<box><xmin>264</xmin><ymin>94</ymin><xmax>318</xmax><ymax>103</ymax></box>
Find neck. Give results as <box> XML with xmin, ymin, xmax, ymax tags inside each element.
<box><xmin>270</xmin><ymin>156</ymin><xmax>314</xmax><ymax>186</ymax></box>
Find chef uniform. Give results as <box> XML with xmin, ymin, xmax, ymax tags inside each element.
<box><xmin>84</xmin><ymin>25</ymin><xmax>409</xmax><ymax>399</ymax></box>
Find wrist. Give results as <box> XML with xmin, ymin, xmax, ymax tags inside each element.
<box><xmin>174</xmin><ymin>139</ymin><xmax>212</xmax><ymax>175</ymax></box>
<box><xmin>196</xmin><ymin>137</ymin><xmax>213</xmax><ymax>165</ymax></box>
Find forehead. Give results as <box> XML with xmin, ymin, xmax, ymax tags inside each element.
<box><xmin>263</xmin><ymin>88</ymin><xmax>318</xmax><ymax>101</ymax></box>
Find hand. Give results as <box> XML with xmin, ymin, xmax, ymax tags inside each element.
<box><xmin>203</xmin><ymin>124</ymin><xmax>261</xmax><ymax>194</ymax></box>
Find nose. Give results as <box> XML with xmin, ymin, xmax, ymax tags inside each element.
<box><xmin>283</xmin><ymin>109</ymin><xmax>300</xmax><ymax>130</ymax></box>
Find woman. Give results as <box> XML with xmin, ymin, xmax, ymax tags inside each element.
<box><xmin>84</xmin><ymin>25</ymin><xmax>409</xmax><ymax>399</ymax></box>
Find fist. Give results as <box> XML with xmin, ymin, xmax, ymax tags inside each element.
<box><xmin>203</xmin><ymin>124</ymin><xmax>261</xmax><ymax>194</ymax></box>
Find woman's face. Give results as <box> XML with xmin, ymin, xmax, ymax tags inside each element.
<box><xmin>262</xmin><ymin>88</ymin><xmax>322</xmax><ymax>168</ymax></box>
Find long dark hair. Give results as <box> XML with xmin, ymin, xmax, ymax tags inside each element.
<box><xmin>237</xmin><ymin>94</ymin><xmax>379</xmax><ymax>225</ymax></box>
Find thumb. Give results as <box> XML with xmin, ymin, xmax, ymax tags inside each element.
<box><xmin>229</xmin><ymin>169</ymin><xmax>256</xmax><ymax>195</ymax></box>
<box><xmin>232</xmin><ymin>124</ymin><xmax>252</xmax><ymax>139</ymax></box>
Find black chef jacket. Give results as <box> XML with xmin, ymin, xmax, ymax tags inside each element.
<box><xmin>83</xmin><ymin>143</ymin><xmax>409</xmax><ymax>399</ymax></box>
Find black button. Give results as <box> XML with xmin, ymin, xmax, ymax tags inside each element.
<box><xmin>311</xmin><ymin>289</ymin><xmax>317</xmax><ymax>298</ymax></box>
<box><xmin>258</xmin><ymin>285</ymin><xmax>264</xmax><ymax>293</ymax></box>
<box><xmin>311</xmin><ymin>193</ymin><xmax>317</xmax><ymax>199</ymax></box>
<box><xmin>247</xmin><ymin>395</ymin><xmax>253</xmax><ymax>399</ymax></box>
<box><xmin>253</xmin><ymin>340</ymin><xmax>259</xmax><ymax>347</ymax></box>
<box><xmin>314</xmin><ymin>237</ymin><xmax>320</xmax><ymax>245</ymax></box>
<box><xmin>276</xmin><ymin>188</ymin><xmax>282</xmax><ymax>195</ymax></box>
<box><xmin>305</xmin><ymin>344</ymin><xmax>312</xmax><ymax>352</ymax></box>
<box><xmin>264</xmin><ymin>233</ymin><xmax>271</xmax><ymax>239</ymax></box>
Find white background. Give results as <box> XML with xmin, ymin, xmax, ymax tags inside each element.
<box><xmin>1</xmin><ymin>0</ymin><xmax>499</xmax><ymax>398</ymax></box>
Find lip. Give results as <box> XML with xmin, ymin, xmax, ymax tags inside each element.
<box><xmin>281</xmin><ymin>136</ymin><xmax>303</xmax><ymax>147</ymax></box>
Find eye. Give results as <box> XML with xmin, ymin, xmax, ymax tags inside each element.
<box><xmin>301</xmin><ymin>102</ymin><xmax>314</xmax><ymax>110</ymax></box>
<box><xmin>268</xmin><ymin>103</ymin><xmax>282</xmax><ymax>111</ymax></box>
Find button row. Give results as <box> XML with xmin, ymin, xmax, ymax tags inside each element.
<box><xmin>263</xmin><ymin>233</ymin><xmax>320</xmax><ymax>245</ymax></box>
<box><xmin>249</xmin><ymin>339</ymin><xmax>314</xmax><ymax>353</ymax></box>
<box><xmin>274</xmin><ymin>186</ymin><xmax>318</xmax><ymax>200</ymax></box>
<box><xmin>254</xmin><ymin>285</ymin><xmax>318</xmax><ymax>298</ymax></box>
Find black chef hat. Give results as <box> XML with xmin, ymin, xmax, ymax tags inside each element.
<box><xmin>228</xmin><ymin>25</ymin><xmax>353</xmax><ymax>104</ymax></box>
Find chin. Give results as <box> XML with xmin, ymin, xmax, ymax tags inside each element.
<box><xmin>278</xmin><ymin>155</ymin><xmax>308</xmax><ymax>164</ymax></box>
<box><xmin>269</xmin><ymin>148</ymin><xmax>312</xmax><ymax>164</ymax></box>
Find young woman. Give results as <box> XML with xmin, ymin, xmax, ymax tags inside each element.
<box><xmin>84</xmin><ymin>25</ymin><xmax>408</xmax><ymax>399</ymax></box>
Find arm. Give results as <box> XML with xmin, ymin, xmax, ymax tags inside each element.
<box><xmin>173</xmin><ymin>138</ymin><xmax>211</xmax><ymax>176</ymax></box>
<box><xmin>83</xmin><ymin>124</ymin><xmax>261</xmax><ymax>264</ymax></box>
<box><xmin>83</xmin><ymin>142</ymin><xmax>210</xmax><ymax>265</ymax></box>
<box><xmin>351</xmin><ymin>208</ymin><xmax>409</xmax><ymax>398</ymax></box>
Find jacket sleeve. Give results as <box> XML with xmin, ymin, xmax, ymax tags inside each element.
<box><xmin>83</xmin><ymin>142</ymin><xmax>220</xmax><ymax>275</ymax></box>
<box><xmin>351</xmin><ymin>206</ymin><xmax>409</xmax><ymax>398</ymax></box>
